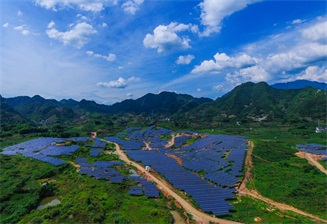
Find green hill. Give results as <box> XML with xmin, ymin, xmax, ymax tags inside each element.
<box><xmin>108</xmin><ymin>91</ymin><xmax>212</xmax><ymax>115</ymax></box>
<box><xmin>176</xmin><ymin>82</ymin><xmax>326</xmax><ymax>127</ymax></box>
<box><xmin>6</xmin><ymin>95</ymin><xmax>77</xmax><ymax>123</ymax></box>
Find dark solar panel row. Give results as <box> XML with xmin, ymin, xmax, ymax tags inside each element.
<box><xmin>125</xmin><ymin>150</ymin><xmax>234</xmax><ymax>215</ymax></box>
<box><xmin>296</xmin><ymin>144</ymin><xmax>327</xmax><ymax>156</ymax></box>
<box><xmin>90</xmin><ymin>148</ymin><xmax>103</xmax><ymax>157</ymax></box>
<box><xmin>128</xmin><ymin>186</ymin><xmax>143</xmax><ymax>195</ymax></box>
<box><xmin>93</xmin><ymin>138</ymin><xmax>106</xmax><ymax>148</ymax></box>
<box><xmin>129</xmin><ymin>176</ymin><xmax>160</xmax><ymax>197</ymax></box>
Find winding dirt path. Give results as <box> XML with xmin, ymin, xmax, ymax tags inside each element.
<box><xmin>238</xmin><ymin>141</ymin><xmax>327</xmax><ymax>223</ymax></box>
<box><xmin>295</xmin><ymin>152</ymin><xmax>327</xmax><ymax>175</ymax></box>
<box><xmin>105</xmin><ymin>140</ymin><xmax>240</xmax><ymax>224</ymax></box>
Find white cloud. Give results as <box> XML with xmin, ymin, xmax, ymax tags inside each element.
<box><xmin>86</xmin><ymin>51</ymin><xmax>116</xmax><ymax>62</ymax></box>
<box><xmin>96</xmin><ymin>76</ymin><xmax>140</xmax><ymax>89</ymax></box>
<box><xmin>14</xmin><ymin>25</ymin><xmax>30</xmax><ymax>36</ymax></box>
<box><xmin>17</xmin><ymin>11</ymin><xmax>23</xmax><ymax>16</ymax></box>
<box><xmin>295</xmin><ymin>66</ymin><xmax>327</xmax><ymax>82</ymax></box>
<box><xmin>3</xmin><ymin>23</ymin><xmax>9</xmax><ymax>28</ymax></box>
<box><xmin>46</xmin><ymin>22</ymin><xmax>97</xmax><ymax>48</ymax></box>
<box><xmin>225</xmin><ymin>65</ymin><xmax>270</xmax><ymax>85</ymax></box>
<box><xmin>118</xmin><ymin>66</ymin><xmax>123</xmax><ymax>70</ymax></box>
<box><xmin>212</xmin><ymin>84</ymin><xmax>224</xmax><ymax>92</ymax></box>
<box><xmin>35</xmin><ymin>0</ymin><xmax>117</xmax><ymax>12</ymax></box>
<box><xmin>199</xmin><ymin>0</ymin><xmax>261</xmax><ymax>36</ymax></box>
<box><xmin>76</xmin><ymin>14</ymin><xmax>88</xmax><ymax>21</ymax></box>
<box><xmin>292</xmin><ymin>19</ymin><xmax>305</xmax><ymax>24</ymax></box>
<box><xmin>143</xmin><ymin>22</ymin><xmax>194</xmax><ymax>53</ymax></box>
<box><xmin>192</xmin><ymin>53</ymin><xmax>257</xmax><ymax>74</ymax></box>
<box><xmin>102</xmin><ymin>23</ymin><xmax>107</xmax><ymax>27</ymax></box>
<box><xmin>197</xmin><ymin>88</ymin><xmax>202</xmax><ymax>92</ymax></box>
<box><xmin>47</xmin><ymin>21</ymin><xmax>55</xmax><ymax>29</ymax></box>
<box><xmin>176</xmin><ymin>54</ymin><xmax>195</xmax><ymax>65</ymax></box>
<box><xmin>122</xmin><ymin>0</ymin><xmax>144</xmax><ymax>15</ymax></box>
<box><xmin>301</xmin><ymin>20</ymin><xmax>326</xmax><ymax>42</ymax></box>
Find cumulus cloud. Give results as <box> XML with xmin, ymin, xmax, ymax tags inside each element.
<box><xmin>122</xmin><ymin>0</ymin><xmax>144</xmax><ymax>15</ymax></box>
<box><xmin>143</xmin><ymin>22</ymin><xmax>194</xmax><ymax>53</ymax></box>
<box><xmin>14</xmin><ymin>25</ymin><xmax>30</xmax><ymax>36</ymax></box>
<box><xmin>96</xmin><ymin>77</ymin><xmax>140</xmax><ymax>88</ymax></box>
<box><xmin>102</xmin><ymin>23</ymin><xmax>107</xmax><ymax>27</ymax></box>
<box><xmin>17</xmin><ymin>11</ymin><xmax>23</xmax><ymax>16</ymax></box>
<box><xmin>199</xmin><ymin>0</ymin><xmax>261</xmax><ymax>36</ymax></box>
<box><xmin>301</xmin><ymin>19</ymin><xmax>326</xmax><ymax>43</ymax></box>
<box><xmin>35</xmin><ymin>0</ymin><xmax>117</xmax><ymax>12</ymax></box>
<box><xmin>46</xmin><ymin>22</ymin><xmax>97</xmax><ymax>48</ymax></box>
<box><xmin>86</xmin><ymin>51</ymin><xmax>116</xmax><ymax>62</ymax></box>
<box><xmin>192</xmin><ymin>53</ymin><xmax>257</xmax><ymax>74</ymax></box>
<box><xmin>295</xmin><ymin>66</ymin><xmax>327</xmax><ymax>82</ymax></box>
<box><xmin>193</xmin><ymin>17</ymin><xmax>327</xmax><ymax>84</ymax></box>
<box><xmin>225</xmin><ymin>65</ymin><xmax>270</xmax><ymax>85</ymax></box>
<box><xmin>176</xmin><ymin>54</ymin><xmax>195</xmax><ymax>65</ymax></box>
<box><xmin>3</xmin><ymin>23</ymin><xmax>9</xmax><ymax>28</ymax></box>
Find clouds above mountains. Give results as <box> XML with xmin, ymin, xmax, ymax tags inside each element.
<box><xmin>2</xmin><ymin>0</ymin><xmax>326</xmax><ymax>103</ymax></box>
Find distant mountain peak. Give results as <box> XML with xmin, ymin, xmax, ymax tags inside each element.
<box><xmin>271</xmin><ymin>80</ymin><xmax>327</xmax><ymax>90</ymax></box>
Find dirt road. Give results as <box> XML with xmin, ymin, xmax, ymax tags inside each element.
<box><xmin>105</xmin><ymin>140</ymin><xmax>240</xmax><ymax>224</ymax></box>
<box><xmin>295</xmin><ymin>152</ymin><xmax>327</xmax><ymax>175</ymax></box>
<box><xmin>238</xmin><ymin>142</ymin><xmax>327</xmax><ymax>223</ymax></box>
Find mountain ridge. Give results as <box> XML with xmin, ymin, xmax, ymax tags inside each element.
<box><xmin>2</xmin><ymin>81</ymin><xmax>326</xmax><ymax>126</ymax></box>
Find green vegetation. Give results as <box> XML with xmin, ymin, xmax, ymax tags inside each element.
<box><xmin>252</xmin><ymin>141</ymin><xmax>327</xmax><ymax>219</ymax></box>
<box><xmin>0</xmin><ymin>154</ymin><xmax>172</xmax><ymax>224</ymax></box>
<box><xmin>231</xmin><ymin>196</ymin><xmax>319</xmax><ymax>223</ymax></box>
<box><xmin>0</xmin><ymin>155</ymin><xmax>62</xmax><ymax>223</ymax></box>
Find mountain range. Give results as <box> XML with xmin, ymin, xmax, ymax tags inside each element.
<box><xmin>1</xmin><ymin>80</ymin><xmax>326</xmax><ymax>126</ymax></box>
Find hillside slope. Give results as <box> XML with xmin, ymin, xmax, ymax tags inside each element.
<box><xmin>176</xmin><ymin>82</ymin><xmax>326</xmax><ymax>127</ymax></box>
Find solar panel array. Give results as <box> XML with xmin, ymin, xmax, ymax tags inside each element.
<box><xmin>76</xmin><ymin>159</ymin><xmax>126</xmax><ymax>182</ymax></box>
<box><xmin>90</xmin><ymin>148</ymin><xmax>103</xmax><ymax>157</ymax></box>
<box><xmin>128</xmin><ymin>186</ymin><xmax>143</xmax><ymax>195</ymax></box>
<box><xmin>296</xmin><ymin>144</ymin><xmax>327</xmax><ymax>156</ymax></box>
<box><xmin>125</xmin><ymin>150</ymin><xmax>234</xmax><ymax>214</ymax></box>
<box><xmin>174</xmin><ymin>136</ymin><xmax>191</xmax><ymax>148</ymax></box>
<box><xmin>0</xmin><ymin>138</ymin><xmax>76</xmax><ymax>166</ymax></box>
<box><xmin>93</xmin><ymin>138</ymin><xmax>106</xmax><ymax>148</ymax></box>
<box><xmin>73</xmin><ymin>137</ymin><xmax>90</xmax><ymax>142</ymax></box>
<box><xmin>105</xmin><ymin>127</ymin><xmax>248</xmax><ymax>215</ymax></box>
<box><xmin>129</xmin><ymin>176</ymin><xmax>160</xmax><ymax>197</ymax></box>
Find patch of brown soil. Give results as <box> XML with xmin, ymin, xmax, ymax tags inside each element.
<box><xmin>167</xmin><ymin>154</ymin><xmax>183</xmax><ymax>166</ymax></box>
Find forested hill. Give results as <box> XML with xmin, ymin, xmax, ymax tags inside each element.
<box><xmin>2</xmin><ymin>81</ymin><xmax>326</xmax><ymax>127</ymax></box>
<box><xmin>175</xmin><ymin>82</ymin><xmax>327</xmax><ymax>127</ymax></box>
<box><xmin>108</xmin><ymin>91</ymin><xmax>213</xmax><ymax>114</ymax></box>
<box><xmin>3</xmin><ymin>91</ymin><xmax>212</xmax><ymax>123</ymax></box>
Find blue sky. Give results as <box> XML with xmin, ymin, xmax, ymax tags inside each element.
<box><xmin>1</xmin><ymin>0</ymin><xmax>326</xmax><ymax>104</ymax></box>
